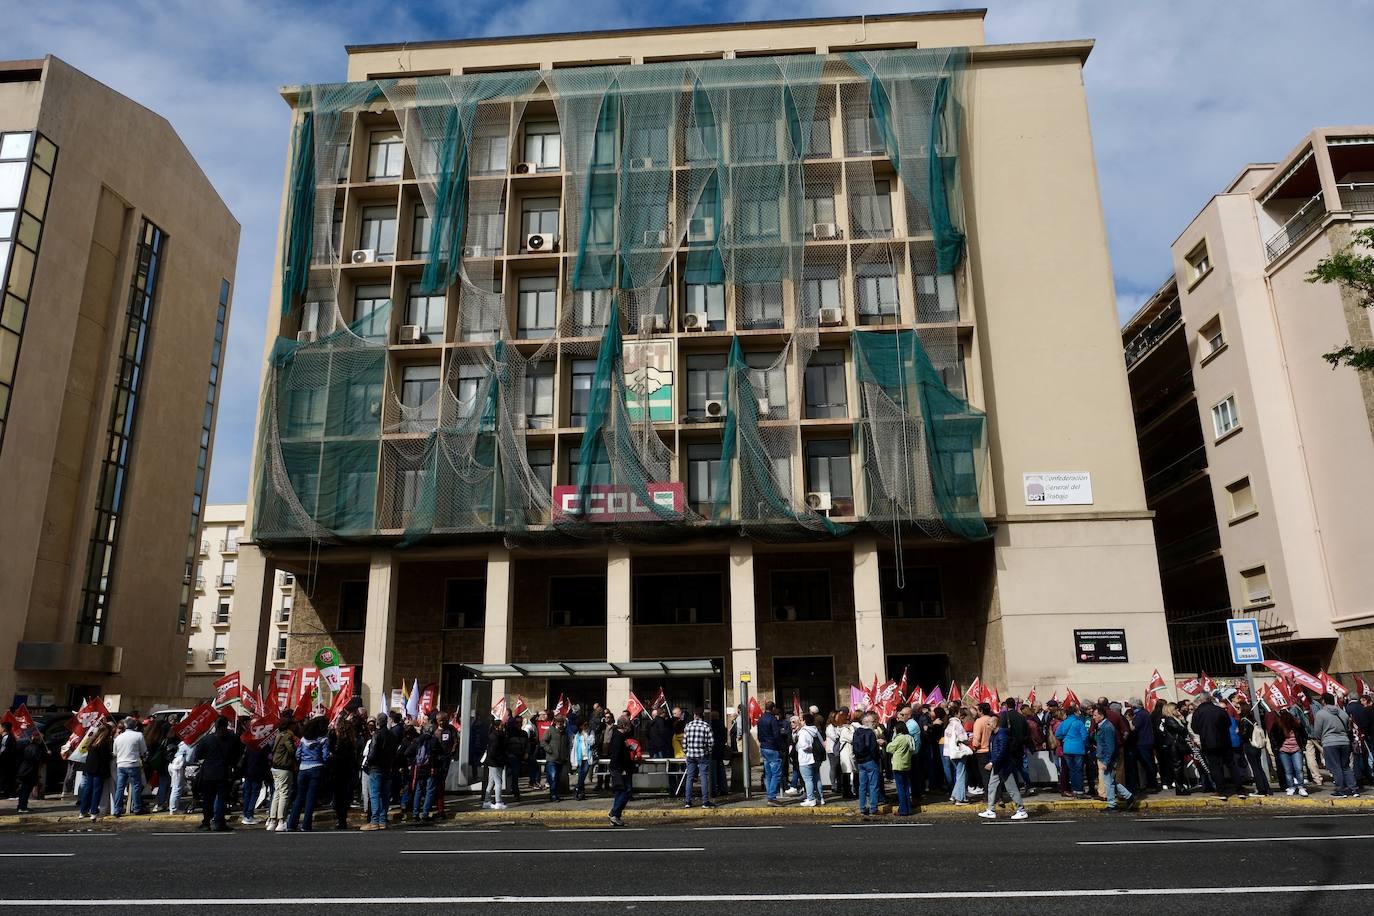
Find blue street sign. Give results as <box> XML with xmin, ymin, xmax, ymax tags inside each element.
<box><xmin>1226</xmin><ymin>618</ymin><xmax>1264</xmax><ymax>665</ymax></box>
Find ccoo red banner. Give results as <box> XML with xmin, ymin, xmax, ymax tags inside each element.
<box><xmin>172</xmin><ymin>702</ymin><xmax>219</xmax><ymax>746</ymax></box>
<box><xmin>212</xmin><ymin>671</ymin><xmax>242</xmax><ymax>709</ymax></box>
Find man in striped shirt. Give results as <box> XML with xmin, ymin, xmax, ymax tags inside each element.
<box><xmin>682</xmin><ymin>710</ymin><xmax>716</xmax><ymax>809</ymax></box>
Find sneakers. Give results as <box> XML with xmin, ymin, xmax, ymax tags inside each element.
<box><xmin>1285</xmin><ymin>787</ymin><xmax>1296</xmax><ymax>796</ymax></box>
<box><xmin>784</xmin><ymin>787</ymin><xmax>800</xmax><ymax>796</ymax></box>
<box><xmin>800</xmin><ymin>799</ymin><xmax>817</xmax><ymax>807</ymax></box>
<box><xmin>1011</xmin><ymin>810</ymin><xmax>1029</xmax><ymax>820</ymax></box>
<box><xmin>241</xmin><ymin>816</ymin><xmax>256</xmax><ymax>826</ymax></box>
<box><xmin>977</xmin><ymin>810</ymin><xmax>996</xmax><ymax>819</ymax></box>
<box><xmin>609</xmin><ymin>815</ymin><xmax>625</xmax><ymax>827</ymax></box>
<box><xmin>492</xmin><ymin>802</ymin><xmax>508</xmax><ymax>810</ymax></box>
<box><xmin>702</xmin><ymin>803</ymin><xmax>716</xmax><ymax>809</ymax></box>
<box><xmin>953</xmin><ymin>800</ymin><xmax>969</xmax><ymax>806</ymax></box>
<box><xmin>360</xmin><ymin>823</ymin><xmax>380</xmax><ymax>831</ymax></box>
<box><xmin>1298</xmin><ymin>787</ymin><xmax>1309</xmax><ymax>797</ymax></box>
<box><xmin>274</xmin><ymin>822</ymin><xmax>288</xmax><ymax>832</ymax></box>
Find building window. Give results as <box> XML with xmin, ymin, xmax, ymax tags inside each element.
<box><xmin>738</xmin><ymin>282</ymin><xmax>783</xmax><ymax>329</ymax></box>
<box><xmin>528</xmin><ymin>448</ymin><xmax>553</xmax><ymax>495</ymax></box>
<box><xmin>338</xmin><ymin>580</ymin><xmax>368</xmax><ymax>631</ymax></box>
<box><xmin>467</xmin><ymin>206</ymin><xmax>505</xmax><ymax>254</ymax></box>
<box><xmin>215</xmin><ymin>599</ymin><xmax>231</xmax><ymax>625</ymax></box>
<box><xmin>807</xmin><ymin>118</ymin><xmax>832</xmax><ymax>158</ymax></box>
<box><xmin>746</xmin><ymin>351</ymin><xmax>787</xmax><ymax>418</ymax></box>
<box><xmin>846</xmin><ymin>113</ymin><xmax>885</xmax><ymax>156</ymax></box>
<box><xmin>523</xmin><ymin>121</ymin><xmax>561</xmax><ymax>172</ymax></box>
<box><xmin>1187</xmin><ymin>242</ymin><xmax>1212</xmax><ymax>283</ymax></box>
<box><xmin>411</xmin><ymin>205</ymin><xmax>431</xmax><ymax>259</ymax></box>
<box><xmin>459</xmin><ymin>279</ymin><xmax>502</xmax><ymax>341</ymax></box>
<box><xmin>804</xmin><ymin>182</ymin><xmax>837</xmax><ymax>230</ymax></box>
<box><xmin>399</xmin><ymin>467</ymin><xmax>425</xmax><ymax>518</ymax></box>
<box><xmin>1226</xmin><ymin>476</ymin><xmax>1256</xmax><ymax>519</ymax></box>
<box><xmin>358</xmin><ymin>206</ymin><xmax>397</xmax><ymax>261</ymax></box>
<box><xmin>687</xmin><ymin>442</ymin><xmax>723</xmax><ymax>514</ymax></box>
<box><xmin>1200</xmin><ymin>316</ymin><xmax>1225</xmax><ymax>357</ymax></box>
<box><xmin>211</xmin><ymin>633</ymin><xmax>227</xmax><ymax>663</ymax></box>
<box><xmin>856</xmin><ymin>263</ymin><xmax>900</xmax><ymax>324</ymax></box>
<box><xmin>1211</xmin><ymin>394</ymin><xmax>1240</xmax><ymax>438</ymax></box>
<box><xmin>274</xmin><ymin>633</ymin><xmax>288</xmax><ymax>662</ymax></box>
<box><xmin>686</xmin><ymin>354</ymin><xmax>727</xmax><ymax>419</ymax></box>
<box><xmin>1240</xmin><ymin>565</ymin><xmax>1271</xmax><ymax>606</ymax></box>
<box><xmin>443</xmin><ymin>578</ymin><xmax>486</xmax><ymax>629</ymax></box>
<box><xmin>401</xmin><ymin>365</ymin><xmax>441</xmax><ymax>423</ymax></box>
<box><xmin>548</xmin><ymin>575</ymin><xmax>606</xmax><ymax>627</ymax></box>
<box><xmin>852</xmin><ymin>181</ymin><xmax>894</xmax><ymax>238</ymax></box>
<box><xmin>805</xmin><ymin>439</ymin><xmax>854</xmax><ymax>515</ymax></box>
<box><xmin>405</xmin><ymin>284</ymin><xmax>445</xmax><ymax>336</ymax></box>
<box><xmin>278</xmin><ymin>595</ymin><xmax>292</xmax><ymax>622</ymax></box>
<box><xmin>570</xmin><ymin>359</ymin><xmax>596</xmax><ymax>427</ymax></box>
<box><xmin>914</xmin><ymin>271</ymin><xmax>957</xmax><ymax>323</ymax></box>
<box><xmin>0</xmin><ymin>131</ymin><xmax>56</xmax><ymax>458</ymax></box>
<box><xmin>683</xmin><ymin>283</ymin><xmax>726</xmax><ymax>330</ymax></box>
<box><xmin>565</xmin><ymin>448</ymin><xmax>610</xmax><ymax>488</ymax></box>
<box><xmin>626</xmin><ymin>125</ymin><xmax>668</xmax><ymax>165</ymax></box>
<box><xmin>473</xmin><ymin>130</ymin><xmax>509</xmax><ymax>175</ymax></box>
<box><xmin>367</xmin><ymin>130</ymin><xmax>404</xmax><ymax>180</ymax></box>
<box><xmin>353</xmin><ymin>285</ymin><xmax>390</xmax><ymax>341</ymax></box>
<box><xmin>517</xmin><ymin>276</ymin><xmax>557</xmax><ymax>338</ymax></box>
<box><xmin>219</xmin><ymin>559</ymin><xmax>237</xmax><ymax>587</ymax></box>
<box><xmin>524</xmin><ymin>361</ymin><xmax>555</xmax><ymax>429</ymax></box>
<box><xmin>801</xmin><ymin>265</ymin><xmax>841</xmax><ymax>319</ymax></box>
<box><xmin>75</xmin><ymin>218</ymin><xmax>163</xmax><ymax>645</ymax></box>
<box><xmin>737</xmin><ymin>195</ymin><xmax>780</xmax><ymax>240</ymax></box>
<box><xmin>520</xmin><ymin>197</ymin><xmax>559</xmax><ymax>247</ymax></box>
<box><xmin>222</xmin><ymin>526</ymin><xmax>240</xmax><ymax>552</ymax></box>
<box><xmin>804</xmin><ymin>350</ymin><xmax>847</xmax><ymax>418</ymax></box>
<box><xmin>574</xmin><ymin>289</ymin><xmax>612</xmax><ymax>333</ymax></box>
<box><xmin>634</xmin><ymin>572</ymin><xmax>724</xmax><ymax>625</ymax></box>
<box><xmin>772</xmin><ymin>569</ymin><xmax>831</xmax><ymax>621</ymax></box>
<box><xmin>879</xmin><ymin>567</ymin><xmax>943</xmax><ymax>618</ymax></box>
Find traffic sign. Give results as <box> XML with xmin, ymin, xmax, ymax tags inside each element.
<box><xmin>1226</xmin><ymin>618</ymin><xmax>1264</xmax><ymax>665</ymax></box>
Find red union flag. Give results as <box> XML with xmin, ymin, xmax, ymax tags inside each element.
<box><xmin>5</xmin><ymin>704</ymin><xmax>35</xmax><ymax>736</ymax></box>
<box><xmin>1178</xmin><ymin>677</ymin><xmax>1202</xmax><ymax>696</ymax></box>
<box><xmin>552</xmin><ymin>483</ymin><xmax>685</xmax><ymax>522</ymax></box>
<box><xmin>1261</xmin><ymin>660</ymin><xmax>1324</xmax><ymax>693</ymax></box>
<box><xmin>511</xmin><ymin>695</ymin><xmax>529</xmax><ymax>718</ymax></box>
<box><xmin>1262</xmin><ymin>679</ymin><xmax>1292</xmax><ymax>712</ymax></box>
<box><xmin>212</xmin><ymin>671</ymin><xmax>242</xmax><ymax>709</ymax></box>
<box><xmin>71</xmin><ymin>697</ymin><xmax>110</xmax><ymax>738</ymax></box>
<box><xmin>240</xmin><ymin>688</ymin><xmax>263</xmax><ymax>719</ymax></box>
<box><xmin>1063</xmin><ymin>688</ymin><xmax>1081</xmax><ymax>709</ymax></box>
<box><xmin>491</xmin><ymin>696</ymin><xmax>509</xmax><ymax>721</ymax></box>
<box><xmin>173</xmin><ymin>702</ymin><xmax>219</xmax><ymax>746</ymax></box>
<box><xmin>949</xmin><ymin>681</ymin><xmax>962</xmax><ymax>703</ymax></box>
<box><xmin>1356</xmin><ymin>674</ymin><xmax>1372</xmax><ymax>697</ymax></box>
<box><xmin>554</xmin><ymin>694</ymin><xmax>571</xmax><ymax>718</ymax></box>
<box><xmin>1026</xmin><ymin>687</ymin><xmax>1037</xmax><ymax>706</ymax></box>
<box><xmin>418</xmin><ymin>683</ymin><xmax>438</xmax><ymax>718</ymax></box>
<box><xmin>1318</xmin><ymin>670</ymin><xmax>1349</xmax><ymax>700</ymax></box>
<box><xmin>326</xmin><ymin>676</ymin><xmax>354</xmax><ymax>721</ymax></box>
<box><xmin>1198</xmin><ymin>671</ymin><xmax>1217</xmax><ymax>694</ymax></box>
<box><xmin>967</xmin><ymin>677</ymin><xmax>983</xmax><ymax>706</ymax></box>
<box><xmin>625</xmin><ymin>692</ymin><xmax>645</xmax><ymax>719</ymax></box>
<box><xmin>747</xmin><ymin>696</ymin><xmax>763</xmax><ymax>726</ymax></box>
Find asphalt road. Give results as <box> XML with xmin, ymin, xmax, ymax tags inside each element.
<box><xmin>2</xmin><ymin>811</ymin><xmax>1372</xmax><ymax>914</ymax></box>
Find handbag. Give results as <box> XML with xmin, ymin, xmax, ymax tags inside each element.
<box><xmin>949</xmin><ymin>740</ymin><xmax>972</xmax><ymax>760</ymax></box>
<box><xmin>1248</xmin><ymin>722</ymin><xmax>1268</xmax><ymax>751</ymax></box>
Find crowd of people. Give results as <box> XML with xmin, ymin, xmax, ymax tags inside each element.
<box><xmin>2</xmin><ymin>687</ymin><xmax>1370</xmax><ymax>828</ymax></box>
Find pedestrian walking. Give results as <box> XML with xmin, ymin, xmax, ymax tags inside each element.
<box><xmin>607</xmin><ymin>715</ymin><xmax>636</xmax><ymax>827</ymax></box>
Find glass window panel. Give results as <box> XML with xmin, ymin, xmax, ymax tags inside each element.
<box><xmin>527</xmin><ymin>447</ymin><xmax>553</xmax><ymax>495</ymax></box>
<box><xmin>367</xmin><ymin>130</ymin><xmax>404</xmax><ymax>179</ymax></box>
<box><xmin>0</xmin><ymin>133</ymin><xmax>32</xmax><ymax>161</ymax></box>
<box><xmin>517</xmin><ymin>276</ymin><xmax>557</xmax><ymax>338</ymax></box>
<box><xmin>402</xmin><ymin>364</ymin><xmax>441</xmax><ymax>421</ymax></box>
<box><xmin>738</xmin><ymin>282</ymin><xmax>783</xmax><ymax>328</ymax></box>
<box><xmin>570</xmin><ymin>359</ymin><xmax>596</xmax><ymax>426</ymax></box>
<box><xmin>22</xmin><ymin>166</ymin><xmax>49</xmax><ymax>219</ymax></box>
<box><xmin>804</xmin><ymin>350</ymin><xmax>846</xmax><ymax>418</ymax></box>
<box><xmin>352</xmin><ymin>285</ymin><xmax>390</xmax><ymax>340</ymax></box>
<box><xmin>524</xmin><ymin>122</ymin><xmax>561</xmax><ymax>171</ymax></box>
<box><xmin>473</xmin><ymin>133</ymin><xmax>509</xmax><ymax>174</ymax></box>
<box><xmin>405</xmin><ymin>285</ymin><xmax>444</xmax><ymax>333</ymax></box>
<box><xmin>0</xmin><ymin>162</ymin><xmax>23</xmax><ymax>209</ymax></box>
<box><xmin>520</xmin><ymin>197</ymin><xmax>559</xmax><ymax>240</ymax></box>
<box><xmin>686</xmin><ymin>354</ymin><xmax>727</xmax><ymax>417</ymax></box>
<box><xmin>0</xmin><ymin>210</ymin><xmax>14</xmax><ymax>239</ymax></box>
<box><xmin>411</xmin><ymin>206</ymin><xmax>431</xmax><ymax>258</ymax></box>
<box><xmin>32</xmin><ymin>136</ymin><xmax>56</xmax><ymax>172</ymax></box>
<box><xmin>745</xmin><ymin>351</ymin><xmax>787</xmax><ymax>416</ymax></box>
<box><xmin>524</xmin><ymin>363</ymin><xmax>554</xmax><ymax>428</ymax></box>
<box><xmin>804</xmin><ymin>184</ymin><xmax>837</xmax><ymax>227</ymax></box>
<box><xmin>687</xmin><ymin>442</ymin><xmax>722</xmax><ymax>510</ymax></box>
<box><xmin>16</xmin><ymin>212</ymin><xmax>39</xmax><ymax>249</ymax></box>
<box><xmin>358</xmin><ymin>206</ymin><xmax>397</xmax><ymax>259</ymax></box>
<box><xmin>684</xmin><ymin>284</ymin><xmax>725</xmax><ymax>328</ymax></box>
<box><xmin>6</xmin><ymin>243</ymin><xmax>34</xmax><ymax>300</ymax></box>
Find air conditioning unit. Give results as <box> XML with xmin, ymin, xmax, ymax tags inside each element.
<box><xmin>756</xmin><ymin>397</ymin><xmax>770</xmax><ymax>415</ymax></box>
<box><xmin>514</xmin><ymin>162</ymin><xmax>538</xmax><ymax>175</ymax></box>
<box><xmin>296</xmin><ymin>330</ymin><xmax>317</xmax><ymax>343</ymax></box>
<box><xmin>683</xmin><ymin>311</ymin><xmax>709</xmax><ymax>331</ymax></box>
<box><xmin>461</xmin><ymin>245</ymin><xmax>486</xmax><ymax>258</ymax></box>
<box><xmin>650</xmin><ymin>314</ymin><xmax>669</xmax><ymax>332</ymax></box>
<box><xmin>629</xmin><ymin>157</ymin><xmax>655</xmax><ymax>170</ymax></box>
<box><xmin>525</xmin><ymin>232</ymin><xmax>557</xmax><ymax>253</ymax></box>
<box><xmin>351</xmin><ymin>249</ymin><xmax>377</xmax><ymax>264</ymax></box>
<box><xmin>686</xmin><ymin>217</ymin><xmax>715</xmax><ymax>242</ymax></box>
<box><xmin>704</xmin><ymin>399</ymin><xmax>726</xmax><ymax>419</ymax></box>
<box><xmin>818</xmin><ymin>306</ymin><xmax>843</xmax><ymax>326</ymax></box>
<box><xmin>643</xmin><ymin>230</ymin><xmax>668</xmax><ymax>246</ymax></box>
<box><xmin>805</xmin><ymin>491</ymin><xmax>833</xmax><ymax>513</ymax></box>
<box><xmin>398</xmin><ymin>325</ymin><xmax>423</xmax><ymax>344</ymax></box>
<box><xmin>552</xmin><ymin>609</ymin><xmax>572</xmax><ymax>627</ymax></box>
<box><xmin>811</xmin><ymin>222</ymin><xmax>840</xmax><ymax>240</ymax></box>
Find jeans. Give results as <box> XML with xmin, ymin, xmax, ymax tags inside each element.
<box><xmin>168</xmin><ymin>768</ymin><xmax>185</xmax><ymax>813</ymax></box>
<box><xmin>948</xmin><ymin>757</ymin><xmax>968</xmax><ymax>802</ymax></box>
<box><xmin>684</xmin><ymin>757</ymin><xmax>712</xmax><ymax>806</ymax></box>
<box><xmin>857</xmin><ymin>759</ymin><xmax>882</xmax><ymax>812</ymax></box>
<box><xmin>610</xmin><ymin>774</ymin><xmax>633</xmax><ymax>818</ymax></box>
<box><xmin>412</xmin><ymin>774</ymin><xmax>434</xmax><ymax>817</ymax></box>
<box><xmin>986</xmin><ymin>768</ymin><xmax>1025</xmax><ymax>812</ymax></box>
<box><xmin>1324</xmin><ymin>743</ymin><xmax>1356</xmax><ymax>793</ymax></box>
<box><xmin>241</xmin><ymin>776</ymin><xmax>263</xmax><ymax>817</ymax></box>
<box><xmin>545</xmin><ymin>761</ymin><xmax>563</xmax><ymax>800</ymax></box>
<box><xmin>1279</xmin><ymin>750</ymin><xmax>1304</xmax><ymax>789</ymax></box>
<box><xmin>368</xmin><ymin>771</ymin><xmax>389</xmax><ymax>823</ymax></box>
<box><xmin>155</xmin><ymin>771</ymin><xmax>171</xmax><ymax>809</ymax></box>
<box><xmin>575</xmin><ymin>760</ymin><xmax>590</xmax><ymax>797</ymax></box>
<box><xmin>761</xmin><ymin>748</ymin><xmax>782</xmax><ymax>800</ymax></box>
<box><xmin>269</xmin><ymin>768</ymin><xmax>293</xmax><ymax>823</ymax></box>
<box><xmin>78</xmin><ymin>774</ymin><xmax>104</xmax><ymax>816</ymax></box>
<box><xmin>287</xmin><ymin>767</ymin><xmax>323</xmax><ymax>830</ymax></box>
<box><xmin>801</xmin><ymin>762</ymin><xmax>823</xmax><ymax>804</ymax></box>
<box><xmin>199</xmin><ymin>779</ymin><xmax>227</xmax><ymax>827</ymax></box>
<box><xmin>1100</xmin><ymin>760</ymin><xmax>1132</xmax><ymax>808</ymax></box>
<box><xmin>1063</xmin><ymin>754</ymin><xmax>1084</xmax><ymax>794</ymax></box>
<box><xmin>892</xmin><ymin>770</ymin><xmax>912</xmax><ymax>815</ymax></box>
<box><xmin>113</xmin><ymin>766</ymin><xmax>143</xmax><ymax>815</ymax></box>
<box><xmin>483</xmin><ymin>766</ymin><xmax>504</xmax><ymax>808</ymax></box>
<box><xmin>15</xmin><ymin>775</ymin><xmax>38</xmax><ymax>812</ymax></box>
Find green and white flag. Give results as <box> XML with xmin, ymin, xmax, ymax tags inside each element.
<box><xmin>314</xmin><ymin>646</ymin><xmax>345</xmax><ymax>693</ymax></box>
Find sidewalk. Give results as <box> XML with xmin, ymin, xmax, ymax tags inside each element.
<box><xmin>4</xmin><ymin>787</ymin><xmax>1371</xmax><ymax>830</ymax></box>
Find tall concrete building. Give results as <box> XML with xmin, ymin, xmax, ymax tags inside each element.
<box><xmin>1123</xmin><ymin>128</ymin><xmax>1374</xmax><ymax>679</ymax></box>
<box><xmin>236</xmin><ymin>10</ymin><xmax>1171</xmax><ymax>715</ymax></box>
<box><xmin>0</xmin><ymin>57</ymin><xmax>240</xmax><ymax>712</ymax></box>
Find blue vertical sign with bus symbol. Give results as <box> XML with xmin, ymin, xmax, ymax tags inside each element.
<box><xmin>1226</xmin><ymin>618</ymin><xmax>1263</xmax><ymax>665</ymax></box>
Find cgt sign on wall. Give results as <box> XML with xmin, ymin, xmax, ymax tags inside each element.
<box><xmin>553</xmin><ymin>483</ymin><xmax>684</xmax><ymax>522</ymax></box>
<box><xmin>1024</xmin><ymin>472</ymin><xmax>1093</xmax><ymax>506</ymax></box>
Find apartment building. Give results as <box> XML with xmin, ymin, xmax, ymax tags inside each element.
<box><xmin>0</xmin><ymin>57</ymin><xmax>240</xmax><ymax>712</ymax></box>
<box><xmin>1123</xmin><ymin>128</ymin><xmax>1374</xmax><ymax>678</ymax></box>
<box><xmin>233</xmin><ymin>10</ymin><xmax>1171</xmax><ymax>715</ymax></box>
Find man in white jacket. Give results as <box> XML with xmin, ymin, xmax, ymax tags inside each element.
<box><xmin>111</xmin><ymin>718</ymin><xmax>148</xmax><ymax>816</ymax></box>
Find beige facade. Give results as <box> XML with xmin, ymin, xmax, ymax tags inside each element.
<box><xmin>0</xmin><ymin>57</ymin><xmax>240</xmax><ymax>713</ymax></box>
<box><xmin>1123</xmin><ymin>128</ymin><xmax>1374</xmax><ymax>678</ymax></box>
<box><xmin>240</xmin><ymin>11</ymin><xmax>1173</xmax><ymax>715</ymax></box>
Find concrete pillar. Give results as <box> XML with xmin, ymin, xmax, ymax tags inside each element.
<box><xmin>223</xmin><ymin>544</ymin><xmax>275</xmax><ymax>693</ymax></box>
<box><xmin>360</xmin><ymin>550</ymin><xmax>398</xmax><ymax>715</ymax></box>
<box><xmin>853</xmin><ymin>536</ymin><xmax>886</xmax><ymax>683</ymax></box>
<box><xmin>605</xmin><ymin>544</ymin><xmax>633</xmax><ymax>713</ymax></box>
<box><xmin>728</xmin><ymin>538</ymin><xmax>759</xmax><ymax>710</ymax></box>
<box><xmin>482</xmin><ymin>545</ymin><xmax>514</xmax><ymax>701</ymax></box>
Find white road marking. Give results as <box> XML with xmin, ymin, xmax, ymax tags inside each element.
<box><xmin>1138</xmin><ymin>816</ymin><xmax>1225</xmax><ymax>822</ymax></box>
<box><xmin>1080</xmin><ymin>834</ymin><xmax>1374</xmax><ymax>846</ymax></box>
<box><xmin>692</xmin><ymin>825</ymin><xmax>785</xmax><ymax>831</ymax></box>
<box><xmin>403</xmin><ymin>829</ymin><xmax>501</xmax><ymax>834</ymax></box>
<box><xmin>1273</xmin><ymin>813</ymin><xmax>1374</xmax><ymax>819</ymax></box>
<box><xmin>399</xmin><ymin>846</ymin><xmax>702</xmax><ymax>855</ymax></box>
<box><xmin>7</xmin><ymin>885</ymin><xmax>1374</xmax><ymax>906</ymax></box>
<box><xmin>0</xmin><ymin>853</ymin><xmax>74</xmax><ymax>858</ymax></box>
<box><xmin>548</xmin><ymin>827</ymin><xmax>646</xmax><ymax>832</ymax></box>
<box><xmin>35</xmin><ymin>833</ymin><xmax>117</xmax><ymax>838</ymax></box>
<box><xmin>830</xmin><ymin>822</ymin><xmax>932</xmax><ymax>828</ymax></box>
<box><xmin>980</xmin><ymin>819</ymin><xmax>1074</xmax><ymax>825</ymax></box>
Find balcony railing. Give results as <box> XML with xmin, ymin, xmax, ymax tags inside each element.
<box><xmin>221</xmin><ymin>538</ymin><xmax>239</xmax><ymax>554</ymax></box>
<box><xmin>1337</xmin><ymin>182</ymin><xmax>1374</xmax><ymax>213</ymax></box>
<box><xmin>1157</xmin><ymin>525</ymin><xmax>1222</xmax><ymax>570</ymax></box>
<box><xmin>216</xmin><ymin>575</ymin><xmax>236</xmax><ymax>589</ymax></box>
<box><xmin>1143</xmin><ymin>445</ymin><xmax>1208</xmax><ymax>499</ymax></box>
<box><xmin>1124</xmin><ymin>299</ymin><xmax>1182</xmax><ymax>368</ymax></box>
<box><xmin>1265</xmin><ymin>191</ymin><xmax>1326</xmax><ymax>262</ymax></box>
<box><xmin>194</xmin><ymin>576</ymin><xmax>206</xmax><ymax>590</ymax></box>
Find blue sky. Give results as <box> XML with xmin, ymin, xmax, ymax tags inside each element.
<box><xmin>5</xmin><ymin>1</ymin><xmax>1373</xmax><ymax>504</ymax></box>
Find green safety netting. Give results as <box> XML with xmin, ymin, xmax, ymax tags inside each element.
<box><xmin>256</xmin><ymin>48</ymin><xmax>980</xmax><ymax>546</ymax></box>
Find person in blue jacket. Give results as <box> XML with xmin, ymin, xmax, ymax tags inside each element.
<box><xmin>1054</xmin><ymin>708</ymin><xmax>1088</xmax><ymax>797</ymax></box>
<box><xmin>1092</xmin><ymin>703</ymin><xmax>1136</xmax><ymax>811</ymax></box>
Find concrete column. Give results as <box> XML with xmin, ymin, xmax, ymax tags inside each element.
<box><xmin>853</xmin><ymin>536</ymin><xmax>886</xmax><ymax>683</ymax></box>
<box><xmin>360</xmin><ymin>550</ymin><xmax>399</xmax><ymax>715</ymax></box>
<box><xmin>728</xmin><ymin>538</ymin><xmax>759</xmax><ymax>709</ymax></box>
<box><xmin>605</xmin><ymin>545</ymin><xmax>633</xmax><ymax>713</ymax></box>
<box><xmin>482</xmin><ymin>545</ymin><xmax>514</xmax><ymax>700</ymax></box>
<box><xmin>223</xmin><ymin>544</ymin><xmax>275</xmax><ymax>693</ymax></box>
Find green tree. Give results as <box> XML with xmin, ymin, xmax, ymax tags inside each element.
<box><xmin>1306</xmin><ymin>226</ymin><xmax>1374</xmax><ymax>371</ymax></box>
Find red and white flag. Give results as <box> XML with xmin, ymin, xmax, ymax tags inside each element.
<box><xmin>792</xmin><ymin>692</ymin><xmax>803</xmax><ymax>720</ymax></box>
<box><xmin>1318</xmin><ymin>670</ymin><xmax>1349</xmax><ymax>700</ymax></box>
<box><xmin>650</xmin><ymin>688</ymin><xmax>668</xmax><ymax>711</ymax></box>
<box><xmin>625</xmin><ymin>692</ymin><xmax>645</xmax><ymax>719</ymax></box>
<box><xmin>949</xmin><ymin>681</ymin><xmax>962</xmax><ymax>703</ymax></box>
<box><xmin>212</xmin><ymin>670</ymin><xmax>242</xmax><ymax>709</ymax></box>
<box><xmin>1026</xmin><ymin>687</ymin><xmax>1037</xmax><ymax>706</ymax></box>
<box><xmin>326</xmin><ymin>676</ymin><xmax>354</xmax><ymax>721</ymax></box>
<box><xmin>967</xmin><ymin>677</ymin><xmax>983</xmax><ymax>705</ymax></box>
<box><xmin>1262</xmin><ymin>679</ymin><xmax>1292</xmax><ymax>712</ymax></box>
<box><xmin>895</xmin><ymin>668</ymin><xmax>909</xmax><ymax>703</ymax></box>
<box><xmin>553</xmin><ymin>694</ymin><xmax>572</xmax><ymax>718</ymax></box>
<box><xmin>1198</xmin><ymin>671</ymin><xmax>1217</xmax><ymax>694</ymax></box>
<box><xmin>1178</xmin><ymin>677</ymin><xmax>1202</xmax><ymax>696</ymax></box>
<box><xmin>747</xmin><ymin>696</ymin><xmax>763</xmax><ymax>726</ymax></box>
<box><xmin>2</xmin><ymin>704</ymin><xmax>35</xmax><ymax>737</ymax></box>
<box><xmin>908</xmin><ymin>685</ymin><xmax>925</xmax><ymax>707</ymax></box>
<box><xmin>1261</xmin><ymin>660</ymin><xmax>1324</xmax><ymax>693</ymax></box>
<box><xmin>1355</xmin><ymin>673</ymin><xmax>1372</xmax><ymax>697</ymax></box>
<box><xmin>1063</xmin><ymin>688</ymin><xmax>1081</xmax><ymax>709</ymax></box>
<box><xmin>172</xmin><ymin>702</ymin><xmax>219</xmax><ymax>746</ymax></box>
<box><xmin>986</xmin><ymin>685</ymin><xmax>1001</xmax><ymax>710</ymax></box>
<box><xmin>418</xmin><ymin>683</ymin><xmax>438</xmax><ymax>718</ymax></box>
<box><xmin>70</xmin><ymin>697</ymin><xmax>110</xmax><ymax>738</ymax></box>
<box><xmin>240</xmin><ymin>688</ymin><xmax>264</xmax><ymax>719</ymax></box>
<box><xmin>512</xmin><ymin>695</ymin><xmax>529</xmax><ymax>718</ymax></box>
<box><xmin>491</xmin><ymin>696</ymin><xmax>509</xmax><ymax>721</ymax></box>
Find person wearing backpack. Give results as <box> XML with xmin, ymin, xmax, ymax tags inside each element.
<box><xmin>851</xmin><ymin>712</ymin><xmax>885</xmax><ymax>816</ymax></box>
<box><xmin>607</xmin><ymin>714</ymin><xmax>637</xmax><ymax>827</ymax></box>
<box><xmin>361</xmin><ymin>715</ymin><xmax>397</xmax><ymax>828</ymax></box>
<box><xmin>409</xmin><ymin>723</ymin><xmax>441</xmax><ymax>821</ymax></box>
